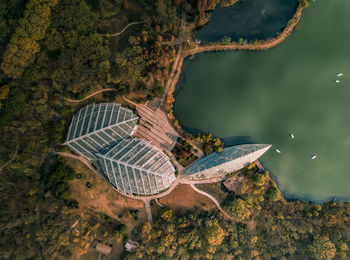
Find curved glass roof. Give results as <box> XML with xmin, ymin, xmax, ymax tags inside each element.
<box><xmin>64</xmin><ymin>102</ymin><xmax>138</xmax><ymax>159</ymax></box>
<box><xmin>184</xmin><ymin>144</ymin><xmax>271</xmax><ymax>176</ymax></box>
<box><xmin>97</xmin><ymin>137</ymin><xmax>176</xmax><ymax>196</ymax></box>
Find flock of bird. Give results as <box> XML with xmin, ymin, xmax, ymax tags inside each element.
<box><xmin>273</xmin><ymin>73</ymin><xmax>344</xmax><ymax>160</ymax></box>
<box><xmin>275</xmin><ymin>133</ymin><xmax>317</xmax><ymax>160</ymax></box>
<box><xmin>335</xmin><ymin>72</ymin><xmax>343</xmax><ymax>83</ymax></box>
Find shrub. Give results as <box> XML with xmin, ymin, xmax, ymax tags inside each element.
<box><xmin>113</xmin><ymin>224</ymin><xmax>127</xmax><ymax>238</ymax></box>
<box><xmin>46</xmin><ymin>162</ymin><xmax>75</xmax><ymax>198</ymax></box>
<box><xmin>203</xmin><ymin>142</ymin><xmax>213</xmax><ymax>155</ymax></box>
<box><xmin>267</xmin><ymin>186</ymin><xmax>281</xmax><ymax>201</ymax></box>
<box><xmin>221</xmin><ymin>36</ymin><xmax>231</xmax><ymax>45</ymax></box>
<box><xmin>299</xmin><ymin>0</ymin><xmax>309</xmax><ymax>8</ymax></box>
<box><xmin>152</xmin><ymin>86</ymin><xmax>164</xmax><ymax>96</ymax></box>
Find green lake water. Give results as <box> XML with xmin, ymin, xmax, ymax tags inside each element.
<box><xmin>174</xmin><ymin>0</ymin><xmax>350</xmax><ymax>202</ymax></box>
<box><xmin>194</xmin><ymin>0</ymin><xmax>298</xmax><ymax>42</ymax></box>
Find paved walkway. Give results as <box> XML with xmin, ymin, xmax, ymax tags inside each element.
<box><xmin>144</xmin><ymin>200</ymin><xmax>153</xmax><ymax>224</ymax></box>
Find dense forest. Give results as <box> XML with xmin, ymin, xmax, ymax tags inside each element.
<box><xmin>1</xmin><ymin>0</ymin><xmax>348</xmax><ymax>259</ymax></box>
<box><xmin>125</xmin><ymin>168</ymin><xmax>350</xmax><ymax>259</ymax></box>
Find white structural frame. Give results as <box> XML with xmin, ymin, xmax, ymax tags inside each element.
<box><xmin>97</xmin><ymin>138</ymin><xmax>176</xmax><ymax>196</ymax></box>
<box><xmin>63</xmin><ymin>102</ymin><xmax>139</xmax><ymax>159</ymax></box>
<box><xmin>184</xmin><ymin>144</ymin><xmax>272</xmax><ymax>181</ymax></box>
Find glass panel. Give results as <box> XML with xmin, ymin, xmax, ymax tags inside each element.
<box><xmin>125</xmin><ymin>120</ymin><xmax>137</xmax><ymax>130</ymax></box>
<box><xmin>163</xmin><ymin>165</ymin><xmax>175</xmax><ymax>177</ymax></box>
<box><xmin>163</xmin><ymin>177</ymin><xmax>170</xmax><ymax>188</ymax></box>
<box><xmin>134</xmin><ymin>169</ymin><xmax>145</xmax><ymax>195</ymax></box>
<box><xmin>134</xmin><ymin>149</ymin><xmax>156</xmax><ymax>167</ymax></box>
<box><xmin>124</xmin><ymin>110</ymin><xmax>132</xmax><ymax>121</ymax></box>
<box><xmin>81</xmin><ymin>105</ymin><xmax>93</xmax><ymax>136</ymax></box>
<box><xmin>95</xmin><ymin>104</ymin><xmax>107</xmax><ymax>130</ymax></box>
<box><xmin>99</xmin><ymin>158</ymin><xmax>109</xmax><ymax>180</ymax></box>
<box><xmin>127</xmin><ymin>166</ymin><xmax>138</xmax><ymax>194</ymax></box>
<box><xmin>149</xmin><ymin>174</ymin><xmax>157</xmax><ymax>194</ymax></box>
<box><xmin>111</xmin><ymin>125</ymin><xmax>128</xmax><ymax>138</ymax></box>
<box><xmin>128</xmin><ymin>147</ymin><xmax>149</xmax><ymax>165</ymax></box>
<box><xmin>107</xmin><ymin>139</ymin><xmax>129</xmax><ymax>158</ymax></box>
<box><xmin>89</xmin><ymin>133</ymin><xmax>106</xmax><ymax>147</ymax></box>
<box><xmin>74</xmin><ymin>107</ymin><xmax>87</xmax><ymax>138</ymax></box>
<box><xmin>96</xmin><ymin>131</ymin><xmax>113</xmax><ymax>143</ymax></box>
<box><xmin>105</xmin><ymin>128</ymin><xmax>121</xmax><ymax>139</ymax></box>
<box><xmin>84</xmin><ymin>136</ymin><xmax>100</xmax><ymax>150</ymax></box>
<box><xmin>113</xmin><ymin>162</ymin><xmax>124</xmax><ymax>192</ymax></box>
<box><xmin>105</xmin><ymin>159</ymin><xmax>116</xmax><ymax>186</ymax></box>
<box><xmin>122</xmin><ymin>140</ymin><xmax>143</xmax><ymax>162</ymax></box>
<box><xmin>119</xmin><ymin>164</ymin><xmax>131</xmax><ymax>194</ymax></box>
<box><xmin>110</xmin><ymin>105</ymin><xmax>120</xmax><ymax>124</ymax></box>
<box><xmin>113</xmin><ymin>139</ymin><xmax>139</xmax><ymax>161</ymax></box>
<box><xmin>69</xmin><ymin>142</ymin><xmax>89</xmax><ymax>156</ymax></box>
<box><xmin>76</xmin><ymin>139</ymin><xmax>96</xmax><ymax>154</ymax></box>
<box><xmin>103</xmin><ymin>107</ymin><xmax>112</xmax><ymax>128</ymax></box>
<box><xmin>68</xmin><ymin>142</ymin><xmax>82</xmax><ymax>155</ymax></box>
<box><xmin>88</xmin><ymin>106</ymin><xmax>100</xmax><ymax>133</ymax></box>
<box><xmin>142</xmin><ymin>153</ymin><xmax>163</xmax><ymax>170</ymax></box>
<box><xmin>118</xmin><ymin>108</ymin><xmax>126</xmax><ymax>123</ymax></box>
<box><xmin>142</xmin><ymin>171</ymin><xmax>151</xmax><ymax>195</ymax></box>
<box><xmin>156</xmin><ymin>176</ymin><xmax>164</xmax><ymax>190</ymax></box>
<box><xmin>119</xmin><ymin>123</ymin><xmax>132</xmax><ymax>134</ymax></box>
<box><xmin>68</xmin><ymin>114</ymin><xmax>79</xmax><ymax>140</ymax></box>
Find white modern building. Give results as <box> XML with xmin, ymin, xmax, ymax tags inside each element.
<box><xmin>97</xmin><ymin>137</ymin><xmax>176</xmax><ymax>196</ymax></box>
<box><xmin>184</xmin><ymin>144</ymin><xmax>271</xmax><ymax>180</ymax></box>
<box><xmin>64</xmin><ymin>103</ymin><xmax>271</xmax><ymax>196</ymax></box>
<box><xmin>63</xmin><ymin>102</ymin><xmax>138</xmax><ymax>159</ymax></box>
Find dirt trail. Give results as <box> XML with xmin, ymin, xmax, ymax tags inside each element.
<box><xmin>108</xmin><ymin>21</ymin><xmax>143</xmax><ymax>37</ymax></box>
<box><xmin>189</xmin><ymin>184</ymin><xmax>234</xmax><ymax>220</ymax></box>
<box><xmin>63</xmin><ymin>89</ymin><xmax>116</xmax><ymax>103</ymax></box>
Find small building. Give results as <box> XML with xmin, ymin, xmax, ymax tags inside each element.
<box><xmin>195</xmin><ymin>39</ymin><xmax>201</xmax><ymax>45</ymax></box>
<box><xmin>95</xmin><ymin>243</ymin><xmax>112</xmax><ymax>256</ymax></box>
<box><xmin>125</xmin><ymin>240</ymin><xmax>139</xmax><ymax>252</ymax></box>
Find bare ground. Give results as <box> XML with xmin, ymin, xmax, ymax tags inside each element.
<box><xmin>158</xmin><ymin>184</ymin><xmax>215</xmax><ymax>214</ymax></box>
<box><xmin>61</xmin><ymin>157</ymin><xmax>145</xmax><ymax>259</ymax></box>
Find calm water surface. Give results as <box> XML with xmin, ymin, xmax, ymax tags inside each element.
<box><xmin>194</xmin><ymin>0</ymin><xmax>298</xmax><ymax>42</ymax></box>
<box><xmin>174</xmin><ymin>0</ymin><xmax>350</xmax><ymax>201</ymax></box>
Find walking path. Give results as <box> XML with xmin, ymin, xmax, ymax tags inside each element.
<box><xmin>162</xmin><ymin>10</ymin><xmax>185</xmax><ymax>101</ymax></box>
<box><xmin>104</xmin><ymin>21</ymin><xmax>143</xmax><ymax>37</ymax></box>
<box><xmin>63</xmin><ymin>89</ymin><xmax>116</xmax><ymax>103</ymax></box>
<box><xmin>189</xmin><ymin>184</ymin><xmax>233</xmax><ymax>220</ymax></box>
<box><xmin>155</xmin><ymin>199</ymin><xmax>164</xmax><ymax>208</ymax></box>
<box><xmin>56</xmin><ymin>152</ymin><xmax>96</xmax><ymax>171</ymax></box>
<box><xmin>144</xmin><ymin>200</ymin><xmax>153</xmax><ymax>224</ymax></box>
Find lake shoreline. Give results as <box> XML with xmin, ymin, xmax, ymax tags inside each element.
<box><xmin>165</xmin><ymin>4</ymin><xmax>303</xmax><ymax>137</ymax></box>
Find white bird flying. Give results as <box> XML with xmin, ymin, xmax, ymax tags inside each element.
<box><xmin>337</xmin><ymin>73</ymin><xmax>343</xmax><ymax>77</ymax></box>
<box><xmin>311</xmin><ymin>155</ymin><xmax>317</xmax><ymax>160</ymax></box>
